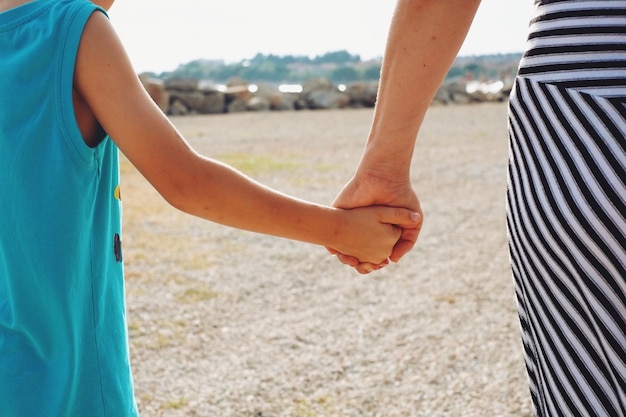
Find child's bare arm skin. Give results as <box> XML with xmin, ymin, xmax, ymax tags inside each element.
<box><xmin>72</xmin><ymin>12</ymin><xmax>419</xmax><ymax>266</ymax></box>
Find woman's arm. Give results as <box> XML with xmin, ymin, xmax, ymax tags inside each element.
<box><xmin>333</xmin><ymin>0</ymin><xmax>482</xmax><ymax>267</ymax></box>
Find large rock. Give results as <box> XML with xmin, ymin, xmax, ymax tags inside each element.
<box><xmin>432</xmin><ymin>85</ymin><xmax>451</xmax><ymax>105</ymax></box>
<box><xmin>139</xmin><ymin>74</ymin><xmax>170</xmax><ymax>113</ymax></box>
<box><xmin>147</xmin><ymin>69</ymin><xmax>511</xmax><ymax>117</ymax></box>
<box><xmin>246</xmin><ymin>96</ymin><xmax>271</xmax><ymax>112</ymax></box>
<box><xmin>346</xmin><ymin>81</ymin><xmax>378</xmax><ymax>108</ymax></box>
<box><xmin>168</xmin><ymin>99</ymin><xmax>189</xmax><ymax>116</ymax></box>
<box><xmin>225</xmin><ymin>77</ymin><xmax>253</xmax><ymax>102</ymax></box>
<box><xmin>197</xmin><ymin>92</ymin><xmax>225</xmax><ymax>114</ymax></box>
<box><xmin>170</xmin><ymin>91</ymin><xmax>205</xmax><ymax>111</ymax></box>
<box><xmin>299</xmin><ymin>77</ymin><xmax>349</xmax><ymax>110</ymax></box>
<box><xmin>438</xmin><ymin>78</ymin><xmax>508</xmax><ymax>104</ymax></box>
<box><xmin>441</xmin><ymin>79</ymin><xmax>473</xmax><ymax>104</ymax></box>
<box><xmin>306</xmin><ymin>89</ymin><xmax>350</xmax><ymax>109</ymax></box>
<box><xmin>253</xmin><ymin>83</ymin><xmax>295</xmax><ymax>111</ymax></box>
<box><xmin>227</xmin><ymin>99</ymin><xmax>248</xmax><ymax>113</ymax></box>
<box><xmin>269</xmin><ymin>94</ymin><xmax>297</xmax><ymax>111</ymax></box>
<box><xmin>465</xmin><ymin>80</ymin><xmax>507</xmax><ymax>102</ymax></box>
<box><xmin>164</xmin><ymin>78</ymin><xmax>199</xmax><ymax>92</ymax></box>
<box><xmin>167</xmin><ymin>89</ymin><xmax>225</xmax><ymax>115</ymax></box>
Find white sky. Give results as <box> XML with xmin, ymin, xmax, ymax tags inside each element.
<box><xmin>109</xmin><ymin>0</ymin><xmax>535</xmax><ymax>74</ymax></box>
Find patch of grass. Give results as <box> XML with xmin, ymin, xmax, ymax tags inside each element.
<box><xmin>127</xmin><ymin>320</ymin><xmax>141</xmax><ymax>333</ymax></box>
<box><xmin>180</xmin><ymin>250</ymin><xmax>214</xmax><ymax>271</ymax></box>
<box><xmin>217</xmin><ymin>153</ymin><xmax>299</xmax><ymax>175</ymax></box>
<box><xmin>151</xmin><ymin>332</ymin><xmax>174</xmax><ymax>350</ymax></box>
<box><xmin>138</xmin><ymin>393</ymin><xmax>154</xmax><ymax>403</ymax></box>
<box><xmin>435</xmin><ymin>294</ymin><xmax>457</xmax><ymax>304</ymax></box>
<box><xmin>176</xmin><ymin>287</ymin><xmax>219</xmax><ymax>303</ymax></box>
<box><xmin>290</xmin><ymin>396</ymin><xmax>338</xmax><ymax>417</ymax></box>
<box><xmin>161</xmin><ymin>397</ymin><xmax>188</xmax><ymax>410</ymax></box>
<box><xmin>292</xmin><ymin>399</ymin><xmax>316</xmax><ymax>417</ymax></box>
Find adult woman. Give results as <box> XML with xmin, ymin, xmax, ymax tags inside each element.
<box><xmin>336</xmin><ymin>0</ymin><xmax>626</xmax><ymax>415</ymax></box>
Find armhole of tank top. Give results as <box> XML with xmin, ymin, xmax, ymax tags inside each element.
<box><xmin>56</xmin><ymin>4</ymin><xmax>108</xmax><ymax>167</ymax></box>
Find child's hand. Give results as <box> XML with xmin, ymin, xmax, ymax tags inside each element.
<box><xmin>328</xmin><ymin>206</ymin><xmax>421</xmax><ymax>273</ymax></box>
<box><xmin>331</xmin><ymin>175</ymin><xmax>422</xmax><ymax>264</ymax></box>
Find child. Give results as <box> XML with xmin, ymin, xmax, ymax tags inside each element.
<box><xmin>0</xmin><ymin>0</ymin><xmax>420</xmax><ymax>415</ymax></box>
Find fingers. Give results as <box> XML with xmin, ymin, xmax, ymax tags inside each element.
<box><xmin>329</xmin><ymin>207</ymin><xmax>423</xmax><ymax>272</ymax></box>
<box><xmin>327</xmin><ymin>248</ymin><xmax>360</xmax><ymax>267</ymax></box>
<box><xmin>354</xmin><ymin>260</ymin><xmax>389</xmax><ymax>274</ymax></box>
<box><xmin>376</xmin><ymin>206</ymin><xmax>421</xmax><ymax>228</ymax></box>
<box><xmin>336</xmin><ymin>253</ymin><xmax>360</xmax><ymax>267</ymax></box>
<box><xmin>337</xmin><ymin>210</ymin><xmax>422</xmax><ymax>272</ymax></box>
<box><xmin>329</xmin><ymin>177</ymin><xmax>422</xmax><ymax>272</ymax></box>
<box><xmin>335</xmin><ymin>253</ymin><xmax>389</xmax><ymax>273</ymax></box>
<box><xmin>389</xmin><ymin>238</ymin><xmax>416</xmax><ymax>263</ymax></box>
<box><xmin>389</xmin><ymin>222</ymin><xmax>422</xmax><ymax>263</ymax></box>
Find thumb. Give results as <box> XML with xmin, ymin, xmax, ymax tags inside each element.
<box><xmin>377</xmin><ymin>207</ymin><xmax>422</xmax><ymax>228</ymax></box>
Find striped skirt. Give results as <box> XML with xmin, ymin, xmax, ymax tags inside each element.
<box><xmin>507</xmin><ymin>1</ymin><xmax>626</xmax><ymax>416</ymax></box>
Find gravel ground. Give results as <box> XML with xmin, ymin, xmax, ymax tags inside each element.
<box><xmin>120</xmin><ymin>103</ymin><xmax>534</xmax><ymax>417</ymax></box>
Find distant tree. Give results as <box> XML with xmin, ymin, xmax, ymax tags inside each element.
<box><xmin>241</xmin><ymin>61</ymin><xmax>290</xmax><ymax>82</ymax></box>
<box><xmin>331</xmin><ymin>66</ymin><xmax>360</xmax><ymax>83</ymax></box>
<box><xmin>207</xmin><ymin>63</ymin><xmax>242</xmax><ymax>81</ymax></box>
<box><xmin>463</xmin><ymin>63</ymin><xmax>483</xmax><ymax>78</ymax></box>
<box><xmin>139</xmin><ymin>71</ymin><xmax>160</xmax><ymax>79</ymax></box>
<box><xmin>250</xmin><ymin>52</ymin><xmax>311</xmax><ymax>66</ymax></box>
<box><xmin>363</xmin><ymin>64</ymin><xmax>382</xmax><ymax>81</ymax></box>
<box><xmin>314</xmin><ymin>50</ymin><xmax>360</xmax><ymax>64</ymax></box>
<box><xmin>445</xmin><ymin>66</ymin><xmax>467</xmax><ymax>80</ymax></box>
<box><xmin>152</xmin><ymin>51</ymin><xmax>520</xmax><ymax>85</ymax></box>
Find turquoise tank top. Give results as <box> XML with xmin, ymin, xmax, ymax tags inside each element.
<box><xmin>0</xmin><ymin>1</ymin><xmax>137</xmax><ymax>415</ymax></box>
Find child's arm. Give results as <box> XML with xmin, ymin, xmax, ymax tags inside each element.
<box><xmin>73</xmin><ymin>12</ymin><xmax>419</xmax><ymax>266</ymax></box>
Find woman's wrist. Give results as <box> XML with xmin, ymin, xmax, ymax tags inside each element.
<box><xmin>356</xmin><ymin>147</ymin><xmax>412</xmax><ymax>188</ymax></box>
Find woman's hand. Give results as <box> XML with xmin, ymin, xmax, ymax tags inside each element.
<box><xmin>329</xmin><ymin>169</ymin><xmax>423</xmax><ymax>273</ymax></box>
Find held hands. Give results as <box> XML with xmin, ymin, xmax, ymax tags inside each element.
<box><xmin>327</xmin><ymin>205</ymin><xmax>421</xmax><ymax>273</ymax></box>
<box><xmin>329</xmin><ymin>171</ymin><xmax>423</xmax><ymax>274</ymax></box>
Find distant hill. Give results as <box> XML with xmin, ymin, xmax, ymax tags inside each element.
<box><xmin>141</xmin><ymin>50</ymin><xmax>522</xmax><ymax>85</ymax></box>
<box><xmin>450</xmin><ymin>53</ymin><xmax>522</xmax><ymax>82</ymax></box>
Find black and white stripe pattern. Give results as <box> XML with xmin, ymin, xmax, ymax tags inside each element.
<box><xmin>507</xmin><ymin>1</ymin><xmax>626</xmax><ymax>416</ymax></box>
